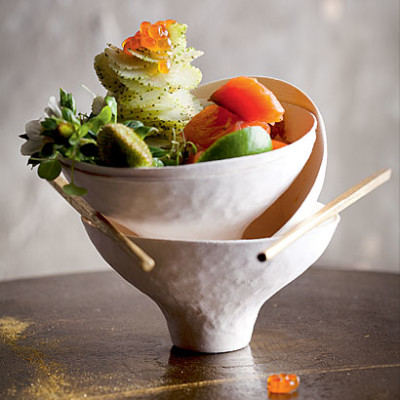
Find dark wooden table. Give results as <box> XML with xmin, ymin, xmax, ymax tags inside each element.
<box><xmin>0</xmin><ymin>267</ymin><xmax>399</xmax><ymax>400</ymax></box>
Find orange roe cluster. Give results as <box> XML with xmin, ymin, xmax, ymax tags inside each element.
<box><xmin>267</xmin><ymin>374</ymin><xmax>300</xmax><ymax>394</ymax></box>
<box><xmin>122</xmin><ymin>20</ymin><xmax>176</xmax><ymax>74</ymax></box>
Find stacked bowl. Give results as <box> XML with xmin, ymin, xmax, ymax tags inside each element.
<box><xmin>63</xmin><ymin>77</ymin><xmax>339</xmax><ymax>353</ymax></box>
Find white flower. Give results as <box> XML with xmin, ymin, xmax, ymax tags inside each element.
<box><xmin>20</xmin><ymin>120</ymin><xmax>44</xmax><ymax>155</ymax></box>
<box><xmin>44</xmin><ymin>96</ymin><xmax>62</xmax><ymax>118</ymax></box>
<box><xmin>91</xmin><ymin>96</ymin><xmax>106</xmax><ymax>115</ymax></box>
<box><xmin>80</xmin><ymin>84</ymin><xmax>105</xmax><ymax>116</ymax></box>
<box><xmin>20</xmin><ymin>96</ymin><xmax>62</xmax><ymax>156</ymax></box>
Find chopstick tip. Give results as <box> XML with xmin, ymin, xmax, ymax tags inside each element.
<box><xmin>142</xmin><ymin>259</ymin><xmax>156</xmax><ymax>272</ymax></box>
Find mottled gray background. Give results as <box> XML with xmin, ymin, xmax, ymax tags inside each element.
<box><xmin>0</xmin><ymin>0</ymin><xmax>398</xmax><ymax>281</ymax></box>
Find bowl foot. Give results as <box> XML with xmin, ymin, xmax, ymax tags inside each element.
<box><xmin>159</xmin><ymin>305</ymin><xmax>259</xmax><ymax>353</ymax></box>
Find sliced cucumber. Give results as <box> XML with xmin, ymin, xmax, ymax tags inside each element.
<box><xmin>118</xmin><ymin>108</ymin><xmax>189</xmax><ymax>136</ymax></box>
<box><xmin>119</xmin><ymin>97</ymin><xmax>200</xmax><ymax>121</ymax></box>
<box><xmin>94</xmin><ymin>21</ymin><xmax>203</xmax><ymax>142</ymax></box>
<box><xmin>115</xmin><ymin>63</ymin><xmax>202</xmax><ymax>91</ymax></box>
<box><xmin>94</xmin><ymin>53</ymin><xmax>126</xmax><ymax>94</ymax></box>
<box><xmin>104</xmin><ymin>46</ymin><xmax>151</xmax><ymax>70</ymax></box>
<box><xmin>169</xmin><ymin>22</ymin><xmax>188</xmax><ymax>52</ymax></box>
<box><xmin>174</xmin><ymin>47</ymin><xmax>204</xmax><ymax>64</ymax></box>
<box><xmin>125</xmin><ymin>48</ymin><xmax>160</xmax><ymax>63</ymax></box>
<box><xmin>118</xmin><ymin>104</ymin><xmax>191</xmax><ymax>123</ymax></box>
<box><xmin>118</xmin><ymin>88</ymin><xmax>200</xmax><ymax>112</ymax></box>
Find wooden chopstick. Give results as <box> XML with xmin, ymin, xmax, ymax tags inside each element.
<box><xmin>49</xmin><ymin>175</ymin><xmax>155</xmax><ymax>272</ymax></box>
<box><xmin>258</xmin><ymin>168</ymin><xmax>392</xmax><ymax>262</ymax></box>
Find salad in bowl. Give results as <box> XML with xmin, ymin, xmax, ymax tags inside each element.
<box><xmin>21</xmin><ymin>20</ymin><xmax>318</xmax><ymax>240</ymax></box>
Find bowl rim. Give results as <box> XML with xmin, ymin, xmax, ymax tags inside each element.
<box><xmin>61</xmin><ymin>128</ymin><xmax>315</xmax><ymax>179</ymax></box>
<box><xmin>60</xmin><ymin>102</ymin><xmax>317</xmax><ymax>179</ymax></box>
<box><xmin>82</xmin><ymin>203</ymin><xmax>340</xmax><ymax>245</ymax></box>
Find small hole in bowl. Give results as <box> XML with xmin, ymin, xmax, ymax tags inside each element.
<box><xmin>257</xmin><ymin>253</ymin><xmax>267</xmax><ymax>262</ymax></box>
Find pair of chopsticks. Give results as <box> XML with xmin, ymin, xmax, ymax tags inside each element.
<box><xmin>49</xmin><ymin>176</ymin><xmax>155</xmax><ymax>272</ymax></box>
<box><xmin>50</xmin><ymin>169</ymin><xmax>391</xmax><ymax>271</ymax></box>
<box><xmin>258</xmin><ymin>168</ymin><xmax>392</xmax><ymax>262</ymax></box>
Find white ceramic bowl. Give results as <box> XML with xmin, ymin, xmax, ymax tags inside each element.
<box><xmin>83</xmin><ymin>203</ymin><xmax>339</xmax><ymax>353</ymax></box>
<box><xmin>62</xmin><ymin>78</ymin><xmax>318</xmax><ymax>240</ymax></box>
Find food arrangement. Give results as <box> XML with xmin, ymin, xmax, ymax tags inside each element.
<box><xmin>21</xmin><ymin>20</ymin><xmax>292</xmax><ymax>196</ymax></box>
<box><xmin>18</xmin><ymin>20</ymin><xmax>350</xmax><ymax>355</ymax></box>
<box><xmin>18</xmin><ymin>19</ymin><xmax>387</xmax><ymax>356</ymax></box>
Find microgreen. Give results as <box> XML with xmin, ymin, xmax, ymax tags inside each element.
<box><xmin>60</xmin><ymin>88</ymin><xmax>77</xmax><ymax>113</ymax></box>
<box><xmin>123</xmin><ymin>120</ymin><xmax>158</xmax><ymax>140</ymax></box>
<box><xmin>147</xmin><ymin>130</ymin><xmax>197</xmax><ymax>167</ymax></box>
<box><xmin>105</xmin><ymin>96</ymin><xmax>117</xmax><ymax>123</ymax></box>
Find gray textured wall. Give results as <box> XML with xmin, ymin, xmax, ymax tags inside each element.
<box><xmin>1</xmin><ymin>0</ymin><xmax>398</xmax><ymax>281</ymax></box>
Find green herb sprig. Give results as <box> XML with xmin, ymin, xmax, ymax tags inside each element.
<box><xmin>122</xmin><ymin>121</ymin><xmax>196</xmax><ymax>167</ymax></box>
<box><xmin>26</xmin><ymin>89</ymin><xmax>117</xmax><ymax>196</ymax></box>
<box><xmin>21</xmin><ymin>89</ymin><xmax>197</xmax><ymax>196</ymax></box>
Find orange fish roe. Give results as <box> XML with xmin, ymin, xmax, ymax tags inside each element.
<box><xmin>267</xmin><ymin>374</ymin><xmax>300</xmax><ymax>394</ymax></box>
<box><xmin>122</xmin><ymin>20</ymin><xmax>176</xmax><ymax>74</ymax></box>
<box><xmin>158</xmin><ymin>59</ymin><xmax>171</xmax><ymax>74</ymax></box>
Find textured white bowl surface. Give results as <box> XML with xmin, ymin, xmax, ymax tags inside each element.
<box><xmin>83</xmin><ymin>203</ymin><xmax>339</xmax><ymax>353</ymax></box>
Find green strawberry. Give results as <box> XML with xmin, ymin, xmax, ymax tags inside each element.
<box><xmin>97</xmin><ymin>123</ymin><xmax>153</xmax><ymax>167</ymax></box>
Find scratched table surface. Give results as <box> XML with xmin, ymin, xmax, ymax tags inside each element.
<box><xmin>0</xmin><ymin>267</ymin><xmax>399</xmax><ymax>400</ymax></box>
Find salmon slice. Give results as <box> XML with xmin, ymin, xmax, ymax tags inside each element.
<box><xmin>210</xmin><ymin>76</ymin><xmax>285</xmax><ymax>123</ymax></box>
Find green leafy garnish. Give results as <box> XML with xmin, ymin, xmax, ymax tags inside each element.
<box><xmin>37</xmin><ymin>159</ymin><xmax>62</xmax><ymax>181</ymax></box>
<box><xmin>123</xmin><ymin>120</ymin><xmax>158</xmax><ymax>140</ymax></box>
<box><xmin>62</xmin><ymin>183</ymin><xmax>88</xmax><ymax>197</ymax></box>
<box><xmin>105</xmin><ymin>96</ymin><xmax>117</xmax><ymax>123</ymax></box>
<box><xmin>24</xmin><ymin>88</ymin><xmax>117</xmax><ymax>196</ymax></box>
<box><xmin>21</xmin><ymin>88</ymin><xmax>197</xmax><ymax>196</ymax></box>
<box><xmin>60</xmin><ymin>88</ymin><xmax>76</xmax><ymax>114</ymax></box>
